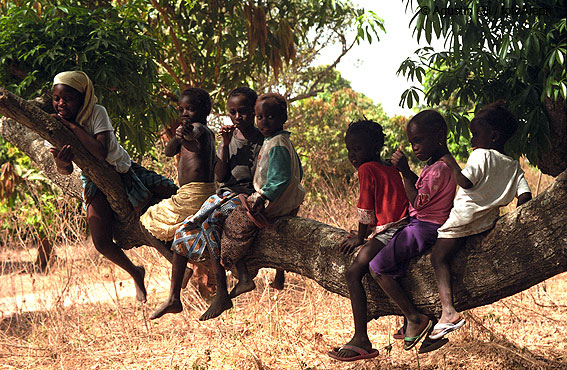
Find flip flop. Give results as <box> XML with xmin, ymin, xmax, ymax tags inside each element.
<box><xmin>429</xmin><ymin>318</ymin><xmax>466</xmax><ymax>340</ymax></box>
<box><xmin>328</xmin><ymin>345</ymin><xmax>379</xmax><ymax>362</ymax></box>
<box><xmin>238</xmin><ymin>194</ymin><xmax>270</xmax><ymax>228</ymax></box>
<box><xmin>403</xmin><ymin>319</ymin><xmax>432</xmax><ymax>351</ymax></box>
<box><xmin>418</xmin><ymin>336</ymin><xmax>449</xmax><ymax>354</ymax></box>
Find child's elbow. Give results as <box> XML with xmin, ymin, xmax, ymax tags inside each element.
<box><xmin>460</xmin><ymin>180</ymin><xmax>474</xmax><ymax>189</ymax></box>
<box><xmin>517</xmin><ymin>192</ymin><xmax>532</xmax><ymax>206</ymax></box>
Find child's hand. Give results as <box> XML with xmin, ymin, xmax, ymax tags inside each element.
<box><xmin>51</xmin><ymin>113</ymin><xmax>77</xmax><ymax>130</ymax></box>
<box><xmin>219</xmin><ymin>125</ymin><xmax>236</xmax><ymax>146</ymax></box>
<box><xmin>440</xmin><ymin>152</ymin><xmax>456</xmax><ymax>165</ymax></box>
<box><xmin>251</xmin><ymin>196</ymin><xmax>266</xmax><ymax>214</ymax></box>
<box><xmin>177</xmin><ymin>121</ymin><xmax>197</xmax><ymax>141</ymax></box>
<box><xmin>49</xmin><ymin>144</ymin><xmax>74</xmax><ymax>167</ymax></box>
<box><xmin>391</xmin><ymin>149</ymin><xmax>410</xmax><ymax>172</ymax></box>
<box><xmin>339</xmin><ymin>233</ymin><xmax>364</xmax><ymax>255</ymax></box>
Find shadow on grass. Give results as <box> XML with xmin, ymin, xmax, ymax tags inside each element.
<box><xmin>0</xmin><ymin>260</ymin><xmax>48</xmax><ymax>276</ymax></box>
<box><xmin>0</xmin><ymin>309</ymin><xmax>52</xmax><ymax>338</ymax></box>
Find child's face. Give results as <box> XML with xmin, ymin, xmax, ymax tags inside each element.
<box><xmin>178</xmin><ymin>96</ymin><xmax>207</xmax><ymax>124</ymax></box>
<box><xmin>52</xmin><ymin>84</ymin><xmax>84</xmax><ymax>122</ymax></box>
<box><xmin>255</xmin><ymin>100</ymin><xmax>284</xmax><ymax>138</ymax></box>
<box><xmin>345</xmin><ymin>132</ymin><xmax>376</xmax><ymax>169</ymax></box>
<box><xmin>470</xmin><ymin>119</ymin><xmax>496</xmax><ymax>149</ymax></box>
<box><xmin>406</xmin><ymin>122</ymin><xmax>442</xmax><ymax>162</ymax></box>
<box><xmin>227</xmin><ymin>95</ymin><xmax>255</xmax><ymax>130</ymax></box>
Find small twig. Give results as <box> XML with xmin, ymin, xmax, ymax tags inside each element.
<box><xmin>498</xmin><ymin>300</ymin><xmax>521</xmax><ymax>322</ymax></box>
<box><xmin>491</xmin><ymin>342</ymin><xmax>547</xmax><ymax>368</ymax></box>
<box><xmin>535</xmin><ymin>171</ymin><xmax>543</xmax><ymax>196</ymax></box>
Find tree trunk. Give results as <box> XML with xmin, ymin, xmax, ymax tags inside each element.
<box><xmin>539</xmin><ymin>97</ymin><xmax>567</xmax><ymax>176</ymax></box>
<box><xmin>1</xmin><ymin>87</ymin><xmax>566</xmax><ymax>320</ymax></box>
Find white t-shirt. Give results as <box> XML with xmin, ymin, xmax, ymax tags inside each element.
<box><xmin>46</xmin><ymin>105</ymin><xmax>131</xmax><ymax>173</ymax></box>
<box><xmin>437</xmin><ymin>148</ymin><xmax>531</xmax><ymax>238</ymax></box>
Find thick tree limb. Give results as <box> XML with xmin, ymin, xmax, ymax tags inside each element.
<box><xmin>248</xmin><ymin>170</ymin><xmax>566</xmax><ymax>318</ymax></box>
<box><xmin>1</xmin><ymin>86</ymin><xmax>566</xmax><ymax>320</ymax></box>
<box><xmin>540</xmin><ymin>97</ymin><xmax>567</xmax><ymax>176</ymax></box>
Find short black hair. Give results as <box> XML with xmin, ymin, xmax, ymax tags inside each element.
<box><xmin>180</xmin><ymin>87</ymin><xmax>212</xmax><ymax>116</ymax></box>
<box><xmin>345</xmin><ymin>119</ymin><xmax>385</xmax><ymax>151</ymax></box>
<box><xmin>407</xmin><ymin>110</ymin><xmax>448</xmax><ymax>138</ymax></box>
<box><xmin>257</xmin><ymin>93</ymin><xmax>287</xmax><ymax>121</ymax></box>
<box><xmin>228</xmin><ymin>86</ymin><xmax>258</xmax><ymax>108</ymax></box>
<box><xmin>472</xmin><ymin>100</ymin><xmax>518</xmax><ymax>142</ymax></box>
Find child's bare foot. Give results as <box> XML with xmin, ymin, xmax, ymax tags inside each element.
<box><xmin>199</xmin><ymin>295</ymin><xmax>233</xmax><ymax>321</ymax></box>
<box><xmin>133</xmin><ymin>265</ymin><xmax>147</xmax><ymax>303</ymax></box>
<box><xmin>228</xmin><ymin>279</ymin><xmax>256</xmax><ymax>298</ymax></box>
<box><xmin>269</xmin><ymin>269</ymin><xmax>285</xmax><ymax>290</ymax></box>
<box><xmin>150</xmin><ymin>298</ymin><xmax>183</xmax><ymax>319</ymax></box>
<box><xmin>181</xmin><ymin>267</ymin><xmax>194</xmax><ymax>289</ymax></box>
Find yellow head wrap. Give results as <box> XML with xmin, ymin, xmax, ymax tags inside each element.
<box><xmin>53</xmin><ymin>71</ymin><xmax>98</xmax><ymax>126</ymax></box>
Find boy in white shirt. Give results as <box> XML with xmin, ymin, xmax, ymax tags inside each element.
<box><xmin>429</xmin><ymin>101</ymin><xmax>532</xmax><ymax>339</ymax></box>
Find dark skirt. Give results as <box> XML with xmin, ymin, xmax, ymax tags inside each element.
<box><xmin>369</xmin><ymin>217</ymin><xmax>441</xmax><ymax>279</ymax></box>
<box><xmin>81</xmin><ymin>161</ymin><xmax>177</xmax><ymax>213</ymax></box>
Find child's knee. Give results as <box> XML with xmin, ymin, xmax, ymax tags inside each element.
<box><xmin>91</xmin><ymin>235</ymin><xmax>115</xmax><ymax>253</ymax></box>
<box><xmin>346</xmin><ymin>262</ymin><xmax>366</xmax><ymax>283</ymax></box>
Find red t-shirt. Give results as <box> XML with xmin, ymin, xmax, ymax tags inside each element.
<box><xmin>357</xmin><ymin>161</ymin><xmax>409</xmax><ymax>227</ymax></box>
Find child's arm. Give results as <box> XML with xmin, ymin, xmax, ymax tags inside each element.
<box><xmin>164</xmin><ymin>124</ymin><xmax>184</xmax><ymax>157</ymax></box>
<box><xmin>214</xmin><ymin>125</ymin><xmax>236</xmax><ymax>182</ymax></box>
<box><xmin>53</xmin><ymin>115</ymin><xmax>110</xmax><ymax>161</ymax></box>
<box><xmin>49</xmin><ymin>144</ymin><xmax>74</xmax><ymax>175</ymax></box>
<box><xmin>440</xmin><ymin>153</ymin><xmax>473</xmax><ymax>189</ymax></box>
<box><xmin>391</xmin><ymin>149</ymin><xmax>419</xmax><ymax>204</ymax></box>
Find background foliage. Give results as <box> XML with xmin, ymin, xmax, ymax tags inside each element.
<box><xmin>398</xmin><ymin>0</ymin><xmax>566</xmax><ymax>164</ymax></box>
<box><xmin>0</xmin><ymin>1</ymin><xmax>169</xmax><ymax>155</ymax></box>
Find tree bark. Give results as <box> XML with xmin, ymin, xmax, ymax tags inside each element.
<box><xmin>539</xmin><ymin>97</ymin><xmax>567</xmax><ymax>176</ymax></box>
<box><xmin>1</xmin><ymin>87</ymin><xmax>566</xmax><ymax>320</ymax></box>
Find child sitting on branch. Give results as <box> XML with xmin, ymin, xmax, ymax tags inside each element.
<box><xmin>429</xmin><ymin>101</ymin><xmax>532</xmax><ymax>340</ymax></box>
<box><xmin>200</xmin><ymin>92</ymin><xmax>306</xmax><ymax>321</ymax></box>
<box><xmin>48</xmin><ymin>71</ymin><xmax>178</xmax><ymax>303</ymax></box>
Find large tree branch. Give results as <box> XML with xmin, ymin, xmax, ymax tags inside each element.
<box><xmin>1</xmin><ymin>86</ymin><xmax>565</xmax><ymax>320</ymax></box>
<box><xmin>0</xmin><ymin>95</ymin><xmax>82</xmax><ymax>200</ymax></box>
<box><xmin>247</xmin><ymin>170</ymin><xmax>566</xmax><ymax>319</ymax></box>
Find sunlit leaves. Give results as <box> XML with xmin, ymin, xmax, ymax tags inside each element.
<box><xmin>400</xmin><ymin>0</ymin><xmax>566</xmax><ymax>164</ymax></box>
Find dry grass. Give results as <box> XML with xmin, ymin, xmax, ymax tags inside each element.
<box><xmin>0</xmin><ymin>161</ymin><xmax>565</xmax><ymax>370</ymax></box>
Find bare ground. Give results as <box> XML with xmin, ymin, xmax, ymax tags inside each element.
<box><xmin>0</xmin><ymin>239</ymin><xmax>565</xmax><ymax>370</ymax></box>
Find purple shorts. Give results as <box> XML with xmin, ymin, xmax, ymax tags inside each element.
<box><xmin>369</xmin><ymin>217</ymin><xmax>441</xmax><ymax>279</ymax></box>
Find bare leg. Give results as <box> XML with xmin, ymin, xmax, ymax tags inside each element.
<box><xmin>371</xmin><ymin>271</ymin><xmax>429</xmax><ymax>339</ymax></box>
<box><xmin>199</xmin><ymin>249</ymin><xmax>233</xmax><ymax>321</ymax></box>
<box><xmin>140</xmin><ymin>224</ymin><xmax>193</xmax><ymax>287</ymax></box>
<box><xmin>229</xmin><ymin>259</ymin><xmax>256</xmax><ymax>298</ymax></box>
<box><xmin>270</xmin><ymin>269</ymin><xmax>285</xmax><ymax>290</ymax></box>
<box><xmin>150</xmin><ymin>252</ymin><xmax>189</xmax><ymax>319</ymax></box>
<box><xmin>430</xmin><ymin>237</ymin><xmax>465</xmax><ymax>334</ymax></box>
<box><xmin>88</xmin><ymin>192</ymin><xmax>146</xmax><ymax>302</ymax></box>
<box><xmin>334</xmin><ymin>238</ymin><xmax>383</xmax><ymax>358</ymax></box>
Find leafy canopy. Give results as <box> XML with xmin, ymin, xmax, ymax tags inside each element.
<box><xmin>0</xmin><ymin>0</ymin><xmax>384</xmax><ymax>155</ymax></box>
<box><xmin>0</xmin><ymin>1</ymin><xmax>170</xmax><ymax>155</ymax></box>
<box><xmin>398</xmin><ymin>0</ymin><xmax>566</xmax><ymax>164</ymax></box>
